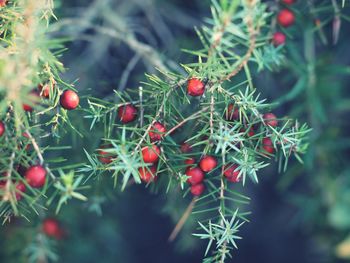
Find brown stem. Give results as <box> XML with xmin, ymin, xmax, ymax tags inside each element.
<box><xmin>168</xmin><ymin>197</ymin><xmax>197</xmax><ymax>242</ymax></box>
<box><xmin>164</xmin><ymin>107</ymin><xmax>209</xmax><ymax>137</ymax></box>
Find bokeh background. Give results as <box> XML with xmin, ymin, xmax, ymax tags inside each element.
<box><xmin>2</xmin><ymin>0</ymin><xmax>350</xmax><ymax>262</ymax></box>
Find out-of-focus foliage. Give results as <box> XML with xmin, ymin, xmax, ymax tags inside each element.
<box><xmin>0</xmin><ymin>0</ymin><xmax>350</xmax><ymax>263</ymax></box>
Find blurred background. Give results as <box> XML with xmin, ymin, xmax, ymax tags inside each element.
<box><xmin>2</xmin><ymin>0</ymin><xmax>350</xmax><ymax>262</ymax></box>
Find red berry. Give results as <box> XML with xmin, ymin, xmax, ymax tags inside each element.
<box><xmin>185</xmin><ymin>157</ymin><xmax>196</xmax><ymax>166</ymax></box>
<box><xmin>97</xmin><ymin>144</ymin><xmax>115</xmax><ymax>164</ymax></box>
<box><xmin>190</xmin><ymin>183</ymin><xmax>205</xmax><ymax>196</ymax></box>
<box><xmin>0</xmin><ymin>121</ymin><xmax>5</xmax><ymax>137</ymax></box>
<box><xmin>141</xmin><ymin>145</ymin><xmax>161</xmax><ymax>163</ymax></box>
<box><xmin>226</xmin><ymin>104</ymin><xmax>239</xmax><ymax>121</ymax></box>
<box><xmin>199</xmin><ymin>155</ymin><xmax>217</xmax><ymax>172</ymax></box>
<box><xmin>38</xmin><ymin>83</ymin><xmax>54</xmax><ymax>98</ymax></box>
<box><xmin>277</xmin><ymin>9</ymin><xmax>295</xmax><ymax>27</ymax></box>
<box><xmin>138</xmin><ymin>166</ymin><xmax>157</xmax><ymax>183</ymax></box>
<box><xmin>42</xmin><ymin>218</ymin><xmax>63</xmax><ymax>239</ymax></box>
<box><xmin>240</xmin><ymin>127</ymin><xmax>255</xmax><ymax>137</ymax></box>
<box><xmin>149</xmin><ymin>122</ymin><xmax>166</xmax><ymax>142</ymax></box>
<box><xmin>60</xmin><ymin>90</ymin><xmax>79</xmax><ymax>110</ymax></box>
<box><xmin>186</xmin><ymin>167</ymin><xmax>205</xmax><ymax>185</ymax></box>
<box><xmin>187</xmin><ymin>78</ymin><xmax>205</xmax><ymax>96</ymax></box>
<box><xmin>117</xmin><ymin>104</ymin><xmax>137</xmax><ymax>123</ymax></box>
<box><xmin>223</xmin><ymin>164</ymin><xmax>240</xmax><ymax>183</ymax></box>
<box><xmin>282</xmin><ymin>0</ymin><xmax>295</xmax><ymax>5</ymax></box>
<box><xmin>15</xmin><ymin>182</ymin><xmax>26</xmax><ymax>200</ymax></box>
<box><xmin>262</xmin><ymin>137</ymin><xmax>275</xmax><ymax>154</ymax></box>
<box><xmin>24</xmin><ymin>165</ymin><xmax>47</xmax><ymax>188</ymax></box>
<box><xmin>0</xmin><ymin>0</ymin><xmax>7</xmax><ymax>7</ymax></box>
<box><xmin>272</xmin><ymin>32</ymin><xmax>286</xmax><ymax>46</ymax></box>
<box><xmin>23</xmin><ymin>90</ymin><xmax>40</xmax><ymax>112</ymax></box>
<box><xmin>263</xmin><ymin>113</ymin><xmax>278</xmax><ymax>127</ymax></box>
<box><xmin>180</xmin><ymin>142</ymin><xmax>192</xmax><ymax>153</ymax></box>
<box><xmin>247</xmin><ymin>129</ymin><xmax>255</xmax><ymax>137</ymax></box>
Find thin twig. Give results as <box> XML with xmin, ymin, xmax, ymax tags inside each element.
<box><xmin>24</xmin><ymin>129</ymin><xmax>57</xmax><ymax>181</ymax></box>
<box><xmin>164</xmin><ymin>106</ymin><xmax>209</xmax><ymax>137</ymax></box>
<box><xmin>168</xmin><ymin>197</ymin><xmax>197</xmax><ymax>242</ymax></box>
<box><xmin>119</xmin><ymin>54</ymin><xmax>141</xmax><ymax>92</ymax></box>
<box><xmin>3</xmin><ymin>152</ymin><xmax>15</xmax><ymax>202</ymax></box>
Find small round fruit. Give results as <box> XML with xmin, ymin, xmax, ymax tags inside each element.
<box><xmin>185</xmin><ymin>157</ymin><xmax>196</xmax><ymax>166</ymax></box>
<box><xmin>191</xmin><ymin>183</ymin><xmax>205</xmax><ymax>196</ymax></box>
<box><xmin>138</xmin><ymin>166</ymin><xmax>157</xmax><ymax>183</ymax></box>
<box><xmin>277</xmin><ymin>9</ymin><xmax>295</xmax><ymax>27</ymax></box>
<box><xmin>42</xmin><ymin>218</ymin><xmax>63</xmax><ymax>239</ymax></box>
<box><xmin>0</xmin><ymin>0</ymin><xmax>7</xmax><ymax>7</ymax></box>
<box><xmin>282</xmin><ymin>0</ymin><xmax>295</xmax><ymax>5</ymax></box>
<box><xmin>262</xmin><ymin>137</ymin><xmax>275</xmax><ymax>154</ymax></box>
<box><xmin>187</xmin><ymin>78</ymin><xmax>205</xmax><ymax>96</ymax></box>
<box><xmin>149</xmin><ymin>122</ymin><xmax>166</xmax><ymax>142</ymax></box>
<box><xmin>24</xmin><ymin>165</ymin><xmax>47</xmax><ymax>188</ymax></box>
<box><xmin>263</xmin><ymin>113</ymin><xmax>278</xmax><ymax>127</ymax></box>
<box><xmin>141</xmin><ymin>145</ymin><xmax>161</xmax><ymax>163</ymax></box>
<box><xmin>117</xmin><ymin>104</ymin><xmax>137</xmax><ymax>123</ymax></box>
<box><xmin>226</xmin><ymin>104</ymin><xmax>239</xmax><ymax>121</ymax></box>
<box><xmin>38</xmin><ymin>83</ymin><xmax>54</xmax><ymax>98</ymax></box>
<box><xmin>199</xmin><ymin>155</ymin><xmax>217</xmax><ymax>172</ymax></box>
<box><xmin>0</xmin><ymin>121</ymin><xmax>5</xmax><ymax>137</ymax></box>
<box><xmin>272</xmin><ymin>32</ymin><xmax>286</xmax><ymax>46</ymax></box>
<box><xmin>15</xmin><ymin>182</ymin><xmax>26</xmax><ymax>200</ymax></box>
<box><xmin>60</xmin><ymin>90</ymin><xmax>79</xmax><ymax>110</ymax></box>
<box><xmin>223</xmin><ymin>164</ymin><xmax>240</xmax><ymax>183</ymax></box>
<box><xmin>180</xmin><ymin>142</ymin><xmax>192</xmax><ymax>153</ymax></box>
<box><xmin>240</xmin><ymin>127</ymin><xmax>255</xmax><ymax>137</ymax></box>
<box><xmin>98</xmin><ymin>144</ymin><xmax>115</xmax><ymax>164</ymax></box>
<box><xmin>23</xmin><ymin>90</ymin><xmax>40</xmax><ymax>112</ymax></box>
<box><xmin>186</xmin><ymin>167</ymin><xmax>205</xmax><ymax>185</ymax></box>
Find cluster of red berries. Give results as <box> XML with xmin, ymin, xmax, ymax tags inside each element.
<box><xmin>272</xmin><ymin>0</ymin><xmax>296</xmax><ymax>46</ymax></box>
<box><xmin>0</xmin><ymin>164</ymin><xmax>46</xmax><ymax>202</ymax></box>
<box><xmin>23</xmin><ymin>82</ymin><xmax>80</xmax><ymax>112</ymax></box>
<box><xmin>112</xmin><ymin>78</ymin><xmax>280</xmax><ymax>194</ymax></box>
<box><xmin>98</xmin><ymin>102</ymin><xmax>165</xmax><ymax>183</ymax></box>
<box><xmin>42</xmin><ymin>218</ymin><xmax>64</xmax><ymax>239</ymax></box>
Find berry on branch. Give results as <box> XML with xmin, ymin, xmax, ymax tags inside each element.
<box><xmin>186</xmin><ymin>167</ymin><xmax>205</xmax><ymax>185</ymax></box>
<box><xmin>0</xmin><ymin>0</ymin><xmax>7</xmax><ymax>7</ymax></box>
<box><xmin>38</xmin><ymin>83</ymin><xmax>54</xmax><ymax>98</ymax></box>
<box><xmin>97</xmin><ymin>144</ymin><xmax>115</xmax><ymax>164</ymax></box>
<box><xmin>60</xmin><ymin>90</ymin><xmax>80</xmax><ymax>110</ymax></box>
<box><xmin>42</xmin><ymin>218</ymin><xmax>63</xmax><ymax>239</ymax></box>
<box><xmin>190</xmin><ymin>183</ymin><xmax>205</xmax><ymax>196</ymax></box>
<box><xmin>282</xmin><ymin>0</ymin><xmax>296</xmax><ymax>5</ymax></box>
<box><xmin>223</xmin><ymin>164</ymin><xmax>240</xmax><ymax>183</ymax></box>
<box><xmin>226</xmin><ymin>104</ymin><xmax>239</xmax><ymax>121</ymax></box>
<box><xmin>149</xmin><ymin>122</ymin><xmax>166</xmax><ymax>142</ymax></box>
<box><xmin>185</xmin><ymin>157</ymin><xmax>196</xmax><ymax>166</ymax></box>
<box><xmin>272</xmin><ymin>32</ymin><xmax>286</xmax><ymax>46</ymax></box>
<box><xmin>15</xmin><ymin>182</ymin><xmax>26</xmax><ymax>201</ymax></box>
<box><xmin>180</xmin><ymin>142</ymin><xmax>192</xmax><ymax>153</ymax></box>
<box><xmin>24</xmin><ymin>165</ymin><xmax>47</xmax><ymax>188</ymax></box>
<box><xmin>277</xmin><ymin>9</ymin><xmax>295</xmax><ymax>27</ymax></box>
<box><xmin>0</xmin><ymin>121</ymin><xmax>5</xmax><ymax>137</ymax></box>
<box><xmin>23</xmin><ymin>90</ymin><xmax>40</xmax><ymax>112</ymax></box>
<box><xmin>199</xmin><ymin>155</ymin><xmax>218</xmax><ymax>172</ymax></box>
<box><xmin>262</xmin><ymin>137</ymin><xmax>275</xmax><ymax>154</ymax></box>
<box><xmin>117</xmin><ymin>104</ymin><xmax>138</xmax><ymax>123</ymax></box>
<box><xmin>187</xmin><ymin>78</ymin><xmax>205</xmax><ymax>96</ymax></box>
<box><xmin>263</xmin><ymin>113</ymin><xmax>278</xmax><ymax>127</ymax></box>
<box><xmin>141</xmin><ymin>145</ymin><xmax>161</xmax><ymax>163</ymax></box>
<box><xmin>138</xmin><ymin>166</ymin><xmax>157</xmax><ymax>183</ymax></box>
